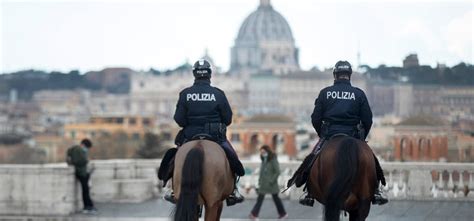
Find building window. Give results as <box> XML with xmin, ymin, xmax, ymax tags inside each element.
<box><xmin>101</xmin><ymin>131</ymin><xmax>110</xmax><ymax>137</ymax></box>
<box><xmin>129</xmin><ymin>118</ymin><xmax>136</xmax><ymax>125</ymax></box>
<box><xmin>162</xmin><ymin>132</ymin><xmax>171</xmax><ymax>140</ymax></box>
<box><xmin>132</xmin><ymin>133</ymin><xmax>140</xmax><ymax>140</ymax></box>
<box><xmin>70</xmin><ymin>131</ymin><xmax>76</xmax><ymax>139</ymax></box>
<box><xmin>231</xmin><ymin>133</ymin><xmax>240</xmax><ymax>142</ymax></box>
<box><xmin>143</xmin><ymin>118</ymin><xmax>151</xmax><ymax>126</ymax></box>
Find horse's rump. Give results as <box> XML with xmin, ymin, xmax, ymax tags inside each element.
<box><xmin>308</xmin><ymin>136</ymin><xmax>377</xmax><ymax>219</ymax></box>
<box><xmin>173</xmin><ymin>140</ymin><xmax>234</xmax><ymax>205</ymax></box>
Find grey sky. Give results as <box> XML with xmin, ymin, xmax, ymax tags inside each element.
<box><xmin>1</xmin><ymin>0</ymin><xmax>472</xmax><ymax>73</ymax></box>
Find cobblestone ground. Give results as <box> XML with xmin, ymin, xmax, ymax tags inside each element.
<box><xmin>68</xmin><ymin>199</ymin><xmax>474</xmax><ymax>221</ymax></box>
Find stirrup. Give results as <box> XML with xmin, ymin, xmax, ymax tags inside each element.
<box><xmin>226</xmin><ymin>195</ymin><xmax>244</xmax><ymax>206</ymax></box>
<box><xmin>299</xmin><ymin>195</ymin><xmax>314</xmax><ymax>207</ymax></box>
<box><xmin>226</xmin><ymin>189</ymin><xmax>244</xmax><ymax>206</ymax></box>
<box><xmin>372</xmin><ymin>189</ymin><xmax>388</xmax><ymax>205</ymax></box>
<box><xmin>163</xmin><ymin>192</ymin><xmax>176</xmax><ymax>204</ymax></box>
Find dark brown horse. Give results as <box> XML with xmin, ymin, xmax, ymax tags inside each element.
<box><xmin>173</xmin><ymin>140</ymin><xmax>234</xmax><ymax>221</ymax></box>
<box><xmin>307</xmin><ymin>136</ymin><xmax>377</xmax><ymax>221</ymax></box>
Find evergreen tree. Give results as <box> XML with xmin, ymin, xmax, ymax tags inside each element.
<box><xmin>136</xmin><ymin>132</ymin><xmax>168</xmax><ymax>159</ymax></box>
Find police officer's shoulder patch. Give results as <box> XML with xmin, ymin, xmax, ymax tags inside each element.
<box><xmin>320</xmin><ymin>86</ymin><xmax>332</xmax><ymax>96</ymax></box>
<box><xmin>180</xmin><ymin>86</ymin><xmax>193</xmax><ymax>93</ymax></box>
<box><xmin>316</xmin><ymin>87</ymin><xmax>328</xmax><ymax>100</ymax></box>
<box><xmin>322</xmin><ymin>85</ymin><xmax>333</xmax><ymax>91</ymax></box>
<box><xmin>353</xmin><ymin>87</ymin><xmax>367</xmax><ymax>95</ymax></box>
<box><xmin>213</xmin><ymin>87</ymin><xmax>226</xmax><ymax>95</ymax></box>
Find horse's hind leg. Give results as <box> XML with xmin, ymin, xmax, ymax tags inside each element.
<box><xmin>356</xmin><ymin>200</ymin><xmax>371</xmax><ymax>221</ymax></box>
<box><xmin>216</xmin><ymin>202</ymin><xmax>224</xmax><ymax>221</ymax></box>
<box><xmin>349</xmin><ymin>210</ymin><xmax>359</xmax><ymax>221</ymax></box>
<box><xmin>204</xmin><ymin>202</ymin><xmax>223</xmax><ymax>221</ymax></box>
<box><xmin>348</xmin><ymin>200</ymin><xmax>371</xmax><ymax>221</ymax></box>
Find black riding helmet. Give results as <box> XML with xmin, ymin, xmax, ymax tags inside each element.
<box><xmin>333</xmin><ymin>60</ymin><xmax>352</xmax><ymax>77</ymax></box>
<box><xmin>193</xmin><ymin>59</ymin><xmax>212</xmax><ymax>79</ymax></box>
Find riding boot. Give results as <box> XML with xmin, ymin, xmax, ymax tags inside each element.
<box><xmin>373</xmin><ymin>154</ymin><xmax>386</xmax><ymax>186</ymax></box>
<box><xmin>163</xmin><ymin>191</ymin><xmax>176</xmax><ymax>204</ymax></box>
<box><xmin>372</xmin><ymin>186</ymin><xmax>388</xmax><ymax>205</ymax></box>
<box><xmin>299</xmin><ymin>194</ymin><xmax>315</xmax><ymax>207</ymax></box>
<box><xmin>287</xmin><ymin>153</ymin><xmax>315</xmax><ymax>188</ymax></box>
<box><xmin>221</xmin><ymin>141</ymin><xmax>245</xmax><ymax>176</ymax></box>
<box><xmin>158</xmin><ymin>148</ymin><xmax>177</xmax><ymax>181</ymax></box>
<box><xmin>289</xmin><ymin>138</ymin><xmax>327</xmax><ymax>188</ymax></box>
<box><xmin>226</xmin><ymin>176</ymin><xmax>244</xmax><ymax>206</ymax></box>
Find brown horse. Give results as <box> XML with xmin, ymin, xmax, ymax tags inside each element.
<box><xmin>307</xmin><ymin>136</ymin><xmax>377</xmax><ymax>221</ymax></box>
<box><xmin>173</xmin><ymin>140</ymin><xmax>234</xmax><ymax>221</ymax></box>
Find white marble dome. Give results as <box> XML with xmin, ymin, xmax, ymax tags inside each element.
<box><xmin>230</xmin><ymin>0</ymin><xmax>299</xmax><ymax>75</ymax></box>
<box><xmin>236</xmin><ymin>0</ymin><xmax>294</xmax><ymax>44</ymax></box>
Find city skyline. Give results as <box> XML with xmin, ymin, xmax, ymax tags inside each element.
<box><xmin>1</xmin><ymin>0</ymin><xmax>472</xmax><ymax>73</ymax></box>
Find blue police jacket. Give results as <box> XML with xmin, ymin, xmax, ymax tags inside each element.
<box><xmin>174</xmin><ymin>79</ymin><xmax>232</xmax><ymax>141</ymax></box>
<box><xmin>311</xmin><ymin>79</ymin><xmax>372</xmax><ymax>138</ymax></box>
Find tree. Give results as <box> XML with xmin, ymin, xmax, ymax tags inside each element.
<box><xmin>9</xmin><ymin>145</ymin><xmax>46</xmax><ymax>164</ymax></box>
<box><xmin>91</xmin><ymin>131</ymin><xmax>140</xmax><ymax>159</ymax></box>
<box><xmin>136</xmin><ymin>132</ymin><xmax>168</xmax><ymax>159</ymax></box>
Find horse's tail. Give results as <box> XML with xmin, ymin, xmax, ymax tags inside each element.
<box><xmin>174</xmin><ymin>146</ymin><xmax>204</xmax><ymax>221</ymax></box>
<box><xmin>324</xmin><ymin>138</ymin><xmax>360</xmax><ymax>221</ymax></box>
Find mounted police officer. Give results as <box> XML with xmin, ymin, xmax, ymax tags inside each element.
<box><xmin>288</xmin><ymin>60</ymin><xmax>388</xmax><ymax>206</ymax></box>
<box><xmin>158</xmin><ymin>59</ymin><xmax>245</xmax><ymax>206</ymax></box>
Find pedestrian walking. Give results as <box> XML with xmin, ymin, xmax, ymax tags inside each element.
<box><xmin>249</xmin><ymin>145</ymin><xmax>287</xmax><ymax>219</ymax></box>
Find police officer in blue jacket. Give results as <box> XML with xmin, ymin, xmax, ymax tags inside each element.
<box><xmin>311</xmin><ymin>60</ymin><xmax>372</xmax><ymax>140</ymax></box>
<box><xmin>158</xmin><ymin>59</ymin><xmax>245</xmax><ymax>206</ymax></box>
<box><xmin>174</xmin><ymin>61</ymin><xmax>232</xmax><ymax>142</ymax></box>
<box><xmin>289</xmin><ymin>61</ymin><xmax>388</xmax><ymax>206</ymax></box>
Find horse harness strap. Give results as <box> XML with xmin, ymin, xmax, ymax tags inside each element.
<box><xmin>312</xmin><ymin>133</ymin><xmax>349</xmax><ymax>157</ymax></box>
<box><xmin>191</xmin><ymin>133</ymin><xmax>215</xmax><ymax>141</ymax></box>
<box><xmin>298</xmin><ymin>134</ymin><xmax>354</xmax><ymax>188</ymax></box>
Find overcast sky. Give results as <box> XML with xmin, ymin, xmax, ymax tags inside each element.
<box><xmin>1</xmin><ymin>0</ymin><xmax>472</xmax><ymax>73</ymax></box>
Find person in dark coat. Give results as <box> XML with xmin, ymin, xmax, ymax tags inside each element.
<box><xmin>66</xmin><ymin>138</ymin><xmax>97</xmax><ymax>214</ymax></box>
<box><xmin>158</xmin><ymin>59</ymin><xmax>245</xmax><ymax>206</ymax></box>
<box><xmin>249</xmin><ymin>145</ymin><xmax>287</xmax><ymax>220</ymax></box>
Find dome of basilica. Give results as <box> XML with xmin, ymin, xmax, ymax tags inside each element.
<box><xmin>236</xmin><ymin>0</ymin><xmax>294</xmax><ymax>44</ymax></box>
<box><xmin>230</xmin><ymin>0</ymin><xmax>299</xmax><ymax>75</ymax></box>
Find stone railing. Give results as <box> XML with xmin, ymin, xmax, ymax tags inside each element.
<box><xmin>88</xmin><ymin>159</ymin><xmax>161</xmax><ymax>203</ymax></box>
<box><xmin>382</xmin><ymin>162</ymin><xmax>474</xmax><ymax>200</ymax></box>
<box><xmin>0</xmin><ymin>164</ymin><xmax>79</xmax><ymax>215</ymax></box>
<box><xmin>1</xmin><ymin>160</ymin><xmax>473</xmax><ymax>215</ymax></box>
<box><xmin>236</xmin><ymin>161</ymin><xmax>474</xmax><ymax>201</ymax></box>
<box><xmin>156</xmin><ymin>160</ymin><xmax>474</xmax><ymax>201</ymax></box>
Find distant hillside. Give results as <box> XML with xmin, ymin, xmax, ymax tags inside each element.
<box><xmin>0</xmin><ymin>68</ymin><xmax>133</xmax><ymax>101</ymax></box>
<box><xmin>362</xmin><ymin>62</ymin><xmax>473</xmax><ymax>85</ymax></box>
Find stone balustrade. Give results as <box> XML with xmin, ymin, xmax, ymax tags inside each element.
<box><xmin>89</xmin><ymin>159</ymin><xmax>160</xmax><ymax>203</ymax></box>
<box><xmin>0</xmin><ymin>164</ymin><xmax>78</xmax><ymax>215</ymax></box>
<box><xmin>1</xmin><ymin>159</ymin><xmax>473</xmax><ymax>215</ymax></box>
<box><xmin>382</xmin><ymin>162</ymin><xmax>474</xmax><ymax>200</ymax></box>
<box><xmin>237</xmin><ymin>161</ymin><xmax>474</xmax><ymax>201</ymax></box>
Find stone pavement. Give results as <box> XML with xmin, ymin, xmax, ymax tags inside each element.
<box><xmin>77</xmin><ymin>199</ymin><xmax>474</xmax><ymax>221</ymax></box>
<box><xmin>2</xmin><ymin>199</ymin><xmax>473</xmax><ymax>220</ymax></box>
